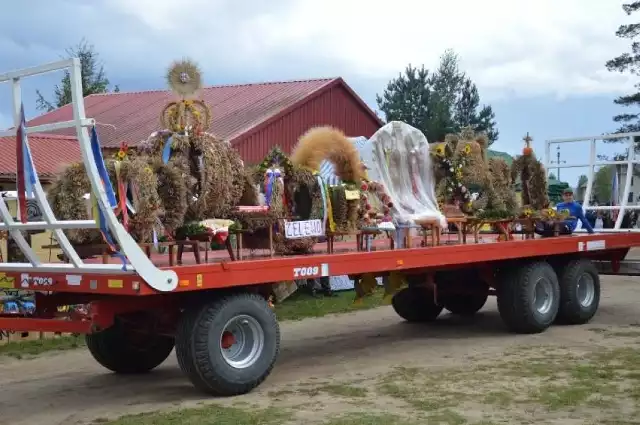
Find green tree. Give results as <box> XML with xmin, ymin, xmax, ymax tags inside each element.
<box><xmin>593</xmin><ymin>166</ymin><xmax>614</xmax><ymax>204</ymax></box>
<box><xmin>576</xmin><ymin>174</ymin><xmax>588</xmax><ymax>201</ymax></box>
<box><xmin>377</xmin><ymin>49</ymin><xmax>499</xmax><ymax>145</ymax></box>
<box><xmin>36</xmin><ymin>39</ymin><xmax>119</xmax><ymax>112</ymax></box>
<box><xmin>375</xmin><ymin>64</ymin><xmax>432</xmax><ymax>132</ymax></box>
<box><xmin>426</xmin><ymin>50</ymin><xmax>465</xmax><ymax>142</ymax></box>
<box><xmin>454</xmin><ymin>78</ymin><xmax>499</xmax><ymax>144</ymax></box>
<box><xmin>606</xmin><ymin>1</ymin><xmax>640</xmax><ymax>155</ymax></box>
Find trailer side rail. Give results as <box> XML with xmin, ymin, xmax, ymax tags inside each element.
<box><xmin>545</xmin><ymin>132</ymin><xmax>640</xmax><ymax>232</ymax></box>
<box><xmin>0</xmin><ymin>59</ymin><xmax>177</xmax><ymax>291</ymax></box>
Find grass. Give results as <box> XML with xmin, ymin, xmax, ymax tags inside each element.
<box><xmin>102</xmin><ymin>405</ymin><xmax>291</xmax><ymax>425</ymax></box>
<box><xmin>0</xmin><ymin>333</ymin><xmax>84</xmax><ymax>359</ymax></box>
<box><xmin>274</xmin><ymin>289</ymin><xmax>385</xmax><ymax>321</ymax></box>
<box><xmin>0</xmin><ymin>289</ymin><xmax>385</xmax><ymax>359</ymax></box>
<box><xmin>104</xmin><ymin>345</ymin><xmax>640</xmax><ymax>424</ymax></box>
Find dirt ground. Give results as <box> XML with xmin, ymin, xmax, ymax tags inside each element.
<box><xmin>2</xmin><ymin>275</ymin><xmax>640</xmax><ymax>425</ymax></box>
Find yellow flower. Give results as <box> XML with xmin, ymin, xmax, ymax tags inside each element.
<box><xmin>435</xmin><ymin>143</ymin><xmax>446</xmax><ymax>157</ymax></box>
<box><xmin>144</xmin><ymin>166</ymin><xmax>152</xmax><ymax>174</ymax></box>
<box><xmin>116</xmin><ymin>150</ymin><xmax>126</xmax><ymax>160</ymax></box>
<box><xmin>463</xmin><ymin>144</ymin><xmax>471</xmax><ymax>155</ymax></box>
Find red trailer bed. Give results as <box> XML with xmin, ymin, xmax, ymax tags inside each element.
<box><xmin>0</xmin><ymin>232</ymin><xmax>634</xmax><ymax>297</ymax></box>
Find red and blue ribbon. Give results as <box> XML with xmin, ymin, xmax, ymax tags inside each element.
<box><xmin>90</xmin><ymin>127</ymin><xmax>127</xmax><ymax>270</ymax></box>
<box><xmin>16</xmin><ymin>104</ymin><xmax>37</xmax><ymax>223</ymax></box>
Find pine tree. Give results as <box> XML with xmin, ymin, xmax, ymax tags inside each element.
<box><xmin>376</xmin><ymin>49</ymin><xmax>499</xmax><ymax>145</ymax></box>
<box><xmin>375</xmin><ymin>64</ymin><xmax>432</xmax><ymax>133</ymax></box>
<box><xmin>606</xmin><ymin>2</ymin><xmax>640</xmax><ymax>134</ymax></box>
<box><xmin>454</xmin><ymin>78</ymin><xmax>499</xmax><ymax>144</ymax></box>
<box><xmin>426</xmin><ymin>49</ymin><xmax>465</xmax><ymax>142</ymax></box>
<box><xmin>36</xmin><ymin>38</ymin><xmax>119</xmax><ymax>112</ymax></box>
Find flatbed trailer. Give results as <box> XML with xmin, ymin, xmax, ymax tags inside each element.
<box><xmin>1</xmin><ymin>59</ymin><xmax>640</xmax><ymax>397</ymax></box>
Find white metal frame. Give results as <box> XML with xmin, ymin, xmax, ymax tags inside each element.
<box><xmin>0</xmin><ymin>59</ymin><xmax>177</xmax><ymax>291</ymax></box>
<box><xmin>545</xmin><ymin>131</ymin><xmax>640</xmax><ymax>233</ymax></box>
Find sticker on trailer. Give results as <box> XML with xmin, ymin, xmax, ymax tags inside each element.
<box><xmin>0</xmin><ymin>273</ymin><xmax>15</xmax><ymax>289</ymax></box>
<box><xmin>586</xmin><ymin>240</ymin><xmax>606</xmax><ymax>251</ymax></box>
<box><xmin>66</xmin><ymin>275</ymin><xmax>82</xmax><ymax>286</ymax></box>
<box><xmin>108</xmin><ymin>279</ymin><xmax>123</xmax><ymax>289</ymax></box>
<box><xmin>293</xmin><ymin>263</ymin><xmax>330</xmax><ymax>279</ymax></box>
<box><xmin>20</xmin><ymin>273</ymin><xmax>53</xmax><ymax>288</ymax></box>
<box><xmin>284</xmin><ymin>219</ymin><xmax>323</xmax><ymax>239</ymax></box>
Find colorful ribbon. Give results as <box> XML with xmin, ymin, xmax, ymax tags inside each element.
<box><xmin>16</xmin><ymin>104</ymin><xmax>37</xmax><ymax>223</ymax></box>
<box><xmin>90</xmin><ymin>127</ymin><xmax>127</xmax><ymax>270</ymax></box>
<box><xmin>113</xmin><ymin>161</ymin><xmax>129</xmax><ymax>231</ymax></box>
<box><xmin>317</xmin><ymin>174</ymin><xmax>328</xmax><ymax>233</ymax></box>
<box><xmin>264</xmin><ymin>169</ymin><xmax>275</xmax><ymax>206</ymax></box>
<box><xmin>162</xmin><ymin>135</ymin><xmax>173</xmax><ymax>164</ymax></box>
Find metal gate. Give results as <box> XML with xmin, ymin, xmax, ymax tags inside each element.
<box><xmin>0</xmin><ymin>58</ymin><xmax>177</xmax><ymax>291</ymax></box>
<box><xmin>545</xmin><ymin>131</ymin><xmax>640</xmax><ymax>232</ymax></box>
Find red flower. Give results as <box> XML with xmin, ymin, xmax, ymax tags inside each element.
<box><xmin>361</xmin><ymin>183</ymin><xmax>368</xmax><ymax>191</ymax></box>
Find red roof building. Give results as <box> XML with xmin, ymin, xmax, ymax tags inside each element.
<box><xmin>0</xmin><ymin>134</ymin><xmax>81</xmax><ymax>188</ymax></box>
<box><xmin>26</xmin><ymin>77</ymin><xmax>384</xmax><ymax>164</ymax></box>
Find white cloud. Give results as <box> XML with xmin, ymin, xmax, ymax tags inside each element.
<box><xmin>105</xmin><ymin>0</ymin><xmax>639</xmax><ymax>101</ymax></box>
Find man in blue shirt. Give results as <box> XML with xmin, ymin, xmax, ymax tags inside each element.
<box><xmin>535</xmin><ymin>188</ymin><xmax>595</xmax><ymax>236</ymax></box>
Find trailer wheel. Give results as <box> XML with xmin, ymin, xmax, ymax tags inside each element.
<box><xmin>175</xmin><ymin>293</ymin><xmax>280</xmax><ymax>396</ymax></box>
<box><xmin>497</xmin><ymin>261</ymin><xmax>560</xmax><ymax>334</ymax></box>
<box><xmin>86</xmin><ymin>319</ymin><xmax>175</xmax><ymax>374</ymax></box>
<box><xmin>392</xmin><ymin>286</ymin><xmax>443</xmax><ymax>322</ymax></box>
<box><xmin>555</xmin><ymin>259</ymin><xmax>601</xmax><ymax>325</ymax></box>
<box><xmin>442</xmin><ymin>292</ymin><xmax>488</xmax><ymax>316</ymax></box>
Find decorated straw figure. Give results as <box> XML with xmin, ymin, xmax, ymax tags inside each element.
<box><xmin>431</xmin><ymin>126</ymin><xmax>515</xmax><ymax>217</ymax></box>
<box><xmin>358</xmin><ymin>163</ymin><xmax>394</xmax><ymax>227</ymax></box>
<box><xmin>290</xmin><ymin>126</ymin><xmax>364</xmax><ymax>232</ymax></box>
<box><xmin>48</xmin><ymin>143</ymin><xmax>161</xmax><ymax>245</ymax></box>
<box><xmin>511</xmin><ymin>133</ymin><xmax>550</xmax><ymax>212</ymax></box>
<box><xmin>138</xmin><ymin>59</ymin><xmax>246</xmax><ymax>229</ymax></box>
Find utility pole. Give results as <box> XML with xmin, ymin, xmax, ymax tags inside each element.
<box><xmin>550</xmin><ymin>145</ymin><xmax>566</xmax><ymax>180</ymax></box>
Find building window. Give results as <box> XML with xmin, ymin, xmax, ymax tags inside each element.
<box><xmin>629</xmin><ymin>192</ymin><xmax>634</xmax><ymax>203</ymax></box>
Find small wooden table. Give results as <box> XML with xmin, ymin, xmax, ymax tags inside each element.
<box><xmin>226</xmin><ymin>226</ymin><xmax>274</xmax><ymax>261</ymax></box>
<box><xmin>513</xmin><ymin>217</ymin><xmax>537</xmax><ymax>239</ymax></box>
<box><xmin>463</xmin><ymin>218</ymin><xmax>514</xmax><ymax>243</ymax></box>
<box><xmin>444</xmin><ymin>216</ymin><xmax>467</xmax><ymax>244</ymax></box>
<box><xmin>416</xmin><ymin>219</ymin><xmax>441</xmax><ymax>247</ymax></box>
<box><xmin>326</xmin><ymin>230</ymin><xmax>358</xmax><ymax>254</ymax></box>
<box><xmin>44</xmin><ymin>240</ymin><xmax>203</xmax><ymax>267</ymax></box>
<box><xmin>357</xmin><ymin>227</ymin><xmax>395</xmax><ymax>252</ymax></box>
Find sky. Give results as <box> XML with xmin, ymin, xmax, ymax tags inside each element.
<box><xmin>0</xmin><ymin>0</ymin><xmax>638</xmax><ymax>190</ymax></box>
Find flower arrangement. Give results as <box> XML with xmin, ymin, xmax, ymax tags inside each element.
<box><xmin>436</xmin><ymin>142</ymin><xmax>473</xmax><ymax>208</ymax></box>
<box><xmin>359</xmin><ymin>180</ymin><xmax>394</xmax><ymax>227</ymax></box>
<box><xmin>114</xmin><ymin>142</ymin><xmax>129</xmax><ymax>161</ymax></box>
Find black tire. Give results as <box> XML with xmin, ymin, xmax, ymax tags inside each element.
<box><xmin>175</xmin><ymin>293</ymin><xmax>280</xmax><ymax>396</ymax></box>
<box><xmin>555</xmin><ymin>259</ymin><xmax>601</xmax><ymax>325</ymax></box>
<box><xmin>391</xmin><ymin>286</ymin><xmax>443</xmax><ymax>322</ymax></box>
<box><xmin>497</xmin><ymin>261</ymin><xmax>560</xmax><ymax>334</ymax></box>
<box><xmin>442</xmin><ymin>292</ymin><xmax>488</xmax><ymax>316</ymax></box>
<box><xmin>86</xmin><ymin>319</ymin><xmax>175</xmax><ymax>374</ymax></box>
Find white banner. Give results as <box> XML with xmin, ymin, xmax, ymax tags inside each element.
<box><xmin>284</xmin><ymin>219</ymin><xmax>323</xmax><ymax>239</ymax></box>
